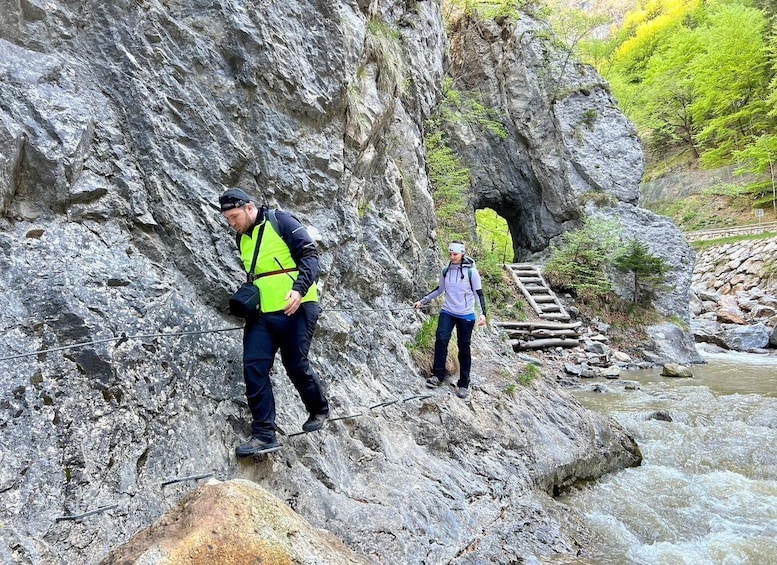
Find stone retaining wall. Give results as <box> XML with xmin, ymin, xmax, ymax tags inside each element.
<box><xmin>692</xmin><ymin>237</ymin><xmax>777</xmax><ymax>295</ymax></box>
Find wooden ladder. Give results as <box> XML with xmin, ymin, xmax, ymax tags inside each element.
<box><xmin>504</xmin><ymin>263</ymin><xmax>571</xmax><ymax>321</ymax></box>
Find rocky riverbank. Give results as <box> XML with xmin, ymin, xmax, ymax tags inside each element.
<box><xmin>691</xmin><ymin>237</ymin><xmax>777</xmax><ymax>352</ymax></box>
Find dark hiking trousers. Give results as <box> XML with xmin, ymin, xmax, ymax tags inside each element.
<box><xmin>242</xmin><ymin>302</ymin><xmax>328</xmax><ymax>440</ymax></box>
<box><xmin>432</xmin><ymin>310</ymin><xmax>476</xmax><ymax>388</ymax></box>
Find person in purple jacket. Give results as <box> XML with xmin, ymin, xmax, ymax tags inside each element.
<box><xmin>413</xmin><ymin>241</ymin><xmax>487</xmax><ymax>398</ymax></box>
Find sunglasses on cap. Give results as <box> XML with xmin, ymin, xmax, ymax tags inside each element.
<box><xmin>219</xmin><ymin>198</ymin><xmax>248</xmax><ymax>212</ymax></box>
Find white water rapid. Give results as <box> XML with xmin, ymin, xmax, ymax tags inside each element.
<box><xmin>558</xmin><ymin>351</ymin><xmax>777</xmax><ymax>564</ymax></box>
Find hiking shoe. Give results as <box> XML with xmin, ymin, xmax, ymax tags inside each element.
<box><xmin>302</xmin><ymin>412</ymin><xmax>328</xmax><ymax>433</ymax></box>
<box><xmin>425</xmin><ymin>377</ymin><xmax>443</xmax><ymax>388</ymax></box>
<box><xmin>235</xmin><ymin>436</ymin><xmax>282</xmax><ymax>457</ymax></box>
<box><xmin>456</xmin><ymin>387</ymin><xmax>469</xmax><ymax>399</ymax></box>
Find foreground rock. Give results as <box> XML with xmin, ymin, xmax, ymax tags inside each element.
<box><xmin>103</xmin><ymin>479</ymin><xmax>371</xmax><ymax>565</ymax></box>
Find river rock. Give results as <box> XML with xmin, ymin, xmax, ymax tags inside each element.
<box><xmin>771</xmin><ymin>325</ymin><xmax>777</xmax><ymax>347</ymax></box>
<box><xmin>612</xmin><ymin>350</ymin><xmax>632</xmax><ymax>363</ymax></box>
<box><xmin>645</xmin><ymin>322</ymin><xmax>703</xmax><ymax>364</ymax></box>
<box><xmin>648</xmin><ymin>410</ymin><xmax>673</xmax><ymax>422</ymax></box>
<box><xmin>691</xmin><ymin>319</ymin><xmax>728</xmax><ymax>349</ymax></box>
<box><xmin>601</xmin><ymin>366</ymin><xmax>621</xmax><ymax>379</ymax></box>
<box><xmin>661</xmin><ymin>363</ymin><xmax>693</xmax><ymax>378</ymax></box>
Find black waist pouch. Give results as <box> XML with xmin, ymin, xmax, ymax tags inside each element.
<box><xmin>229</xmin><ymin>283</ymin><xmax>261</xmax><ymax>317</ymax></box>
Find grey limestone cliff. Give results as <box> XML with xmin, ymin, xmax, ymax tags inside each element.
<box><xmin>1</xmin><ymin>2</ymin><xmax>657</xmax><ymax>564</ymax></box>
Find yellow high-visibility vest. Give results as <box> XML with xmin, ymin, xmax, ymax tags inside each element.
<box><xmin>239</xmin><ymin>219</ymin><xmax>318</xmax><ymax>313</ymax></box>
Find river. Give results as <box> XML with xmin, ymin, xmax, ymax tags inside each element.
<box><xmin>556</xmin><ymin>350</ymin><xmax>777</xmax><ymax>565</ymax></box>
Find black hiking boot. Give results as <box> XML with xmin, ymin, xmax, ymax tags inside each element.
<box><xmin>302</xmin><ymin>412</ymin><xmax>328</xmax><ymax>433</ymax></box>
<box><xmin>425</xmin><ymin>377</ymin><xmax>443</xmax><ymax>388</ymax></box>
<box><xmin>235</xmin><ymin>436</ymin><xmax>282</xmax><ymax>457</ymax></box>
<box><xmin>456</xmin><ymin>387</ymin><xmax>469</xmax><ymax>399</ymax></box>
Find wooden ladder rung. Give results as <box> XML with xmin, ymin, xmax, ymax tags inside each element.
<box><xmin>539</xmin><ymin>313</ymin><xmax>571</xmax><ymax>321</ymax></box>
<box><xmin>523</xmin><ymin>285</ymin><xmax>549</xmax><ymax>292</ymax></box>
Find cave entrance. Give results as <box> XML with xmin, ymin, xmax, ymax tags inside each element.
<box><xmin>475</xmin><ymin>207</ymin><xmax>514</xmax><ymax>263</ymax></box>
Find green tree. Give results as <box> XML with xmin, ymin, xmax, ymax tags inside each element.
<box><xmin>688</xmin><ymin>3</ymin><xmax>772</xmax><ymax>166</ymax></box>
<box><xmin>636</xmin><ymin>26</ymin><xmax>703</xmax><ymax>156</ymax></box>
<box><xmin>475</xmin><ymin>208</ymin><xmax>512</xmax><ymax>262</ymax></box>
<box><xmin>734</xmin><ymin>133</ymin><xmax>777</xmax><ymax>214</ymax></box>
<box><xmin>612</xmin><ymin>239</ymin><xmax>669</xmax><ymax>305</ymax></box>
<box><xmin>598</xmin><ymin>0</ymin><xmax>703</xmax><ymax>153</ymax></box>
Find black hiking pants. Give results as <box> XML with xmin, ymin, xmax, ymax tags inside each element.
<box><xmin>242</xmin><ymin>302</ymin><xmax>328</xmax><ymax>440</ymax></box>
<box><xmin>432</xmin><ymin>310</ymin><xmax>476</xmax><ymax>388</ymax></box>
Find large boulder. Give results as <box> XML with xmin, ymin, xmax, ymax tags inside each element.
<box><xmin>102</xmin><ymin>479</ymin><xmax>371</xmax><ymax>565</ymax></box>
<box><xmin>644</xmin><ymin>322</ymin><xmax>704</xmax><ymax>365</ymax></box>
<box><xmin>721</xmin><ymin>323</ymin><xmax>771</xmax><ymax>351</ymax></box>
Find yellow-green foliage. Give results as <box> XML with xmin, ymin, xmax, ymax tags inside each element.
<box><xmin>407</xmin><ymin>314</ymin><xmax>439</xmax><ymax>376</ymax></box>
<box><xmin>476</xmin><ymin>208</ymin><xmax>512</xmax><ymax>260</ymax></box>
<box><xmin>581</xmin><ymin>0</ymin><xmax>776</xmax><ymax>216</ymax></box>
<box><xmin>613</xmin><ymin>0</ymin><xmax>699</xmax><ymax>75</ymax></box>
<box><xmin>543</xmin><ymin>217</ymin><xmax>620</xmax><ymax>302</ymax></box>
<box><xmin>408</xmin><ymin>315</ymin><xmax>438</xmax><ymax>354</ymax></box>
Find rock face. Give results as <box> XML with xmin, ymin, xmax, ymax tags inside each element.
<box><xmin>447</xmin><ymin>14</ymin><xmax>641</xmax><ymax>258</ymax></box>
<box><xmin>1</xmin><ymin>3</ymin><xmax>653</xmax><ymax>564</ymax></box>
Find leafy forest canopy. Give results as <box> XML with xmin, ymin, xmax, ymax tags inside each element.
<box><xmin>556</xmin><ymin>0</ymin><xmax>777</xmax><ymax>215</ymax></box>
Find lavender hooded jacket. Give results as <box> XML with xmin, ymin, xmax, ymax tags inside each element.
<box><xmin>419</xmin><ymin>260</ymin><xmax>486</xmax><ymax>317</ymax></box>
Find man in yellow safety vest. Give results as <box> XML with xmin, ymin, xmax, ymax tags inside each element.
<box><xmin>220</xmin><ymin>188</ymin><xmax>329</xmax><ymax>457</ymax></box>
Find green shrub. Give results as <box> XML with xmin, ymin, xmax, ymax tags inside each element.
<box><xmin>408</xmin><ymin>315</ymin><xmax>438</xmax><ymax>354</ymax></box>
<box><xmin>543</xmin><ymin>217</ymin><xmax>620</xmax><ymax>303</ymax></box>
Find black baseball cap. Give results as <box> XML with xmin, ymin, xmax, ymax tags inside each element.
<box><xmin>219</xmin><ymin>188</ymin><xmax>253</xmax><ymax>211</ymax></box>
